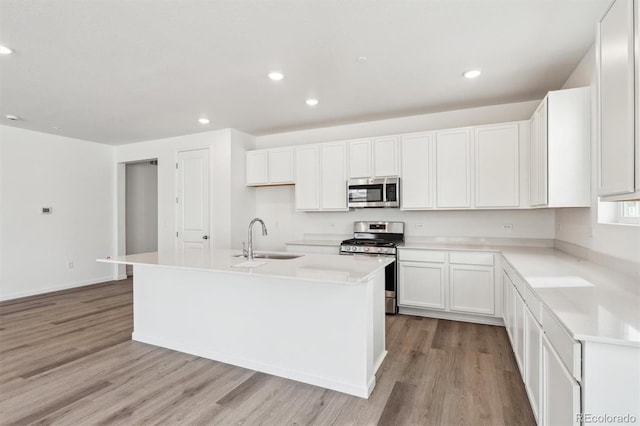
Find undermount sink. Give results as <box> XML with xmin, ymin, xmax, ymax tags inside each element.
<box><xmin>234</xmin><ymin>252</ymin><xmax>304</xmax><ymax>260</ymax></box>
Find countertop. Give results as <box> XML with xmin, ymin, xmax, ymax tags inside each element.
<box><xmin>499</xmin><ymin>247</ymin><xmax>640</xmax><ymax>347</ymax></box>
<box><xmin>398</xmin><ymin>242</ymin><xmax>640</xmax><ymax>347</ymax></box>
<box><xmin>98</xmin><ymin>249</ymin><xmax>393</xmax><ymax>285</ymax></box>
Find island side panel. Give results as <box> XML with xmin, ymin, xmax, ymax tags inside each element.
<box><xmin>131</xmin><ymin>264</ymin><xmax>385</xmax><ymax>398</ymax></box>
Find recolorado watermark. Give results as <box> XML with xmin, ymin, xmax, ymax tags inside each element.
<box><xmin>577</xmin><ymin>413</ymin><xmax>638</xmax><ymax>424</ymax></box>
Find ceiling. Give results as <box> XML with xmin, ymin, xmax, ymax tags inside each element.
<box><xmin>0</xmin><ymin>0</ymin><xmax>611</xmax><ymax>145</ymax></box>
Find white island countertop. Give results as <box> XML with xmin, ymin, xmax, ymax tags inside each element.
<box><xmin>98</xmin><ymin>249</ymin><xmax>393</xmax><ymax>285</ymax></box>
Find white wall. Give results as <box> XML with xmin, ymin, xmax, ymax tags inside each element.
<box><xmin>556</xmin><ymin>46</ymin><xmax>640</xmax><ymax>264</ymax></box>
<box><xmin>116</xmin><ymin>128</ymin><xmax>255</xmax><ymax>252</ymax></box>
<box><xmin>125</xmin><ymin>161</ymin><xmax>158</xmax><ymax>255</ymax></box>
<box><xmin>253</xmin><ymin>101</ymin><xmax>556</xmax><ymax>252</ymax></box>
<box><xmin>0</xmin><ymin>125</ymin><xmax>117</xmax><ymax>300</ymax></box>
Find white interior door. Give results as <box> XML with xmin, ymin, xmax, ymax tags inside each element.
<box><xmin>177</xmin><ymin>149</ymin><xmax>210</xmax><ymax>249</ymax></box>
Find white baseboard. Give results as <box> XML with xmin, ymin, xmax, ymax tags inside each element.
<box><xmin>398</xmin><ymin>307</ymin><xmax>505</xmax><ymax>326</ymax></box>
<box><xmin>0</xmin><ymin>274</ymin><xmax>125</xmax><ymax>302</ymax></box>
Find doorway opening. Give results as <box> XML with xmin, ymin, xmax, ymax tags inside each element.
<box><xmin>124</xmin><ymin>159</ymin><xmax>158</xmax><ymax>276</ymax></box>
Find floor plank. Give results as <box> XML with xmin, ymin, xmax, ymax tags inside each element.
<box><xmin>0</xmin><ymin>278</ymin><xmax>535</xmax><ymax>425</ymax></box>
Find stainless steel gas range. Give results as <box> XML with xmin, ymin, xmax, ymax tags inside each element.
<box><xmin>340</xmin><ymin>221</ymin><xmax>404</xmax><ymax>314</ymax></box>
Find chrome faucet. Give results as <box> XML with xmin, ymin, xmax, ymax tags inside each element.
<box><xmin>246</xmin><ymin>218</ymin><xmax>268</xmax><ymax>261</ymax></box>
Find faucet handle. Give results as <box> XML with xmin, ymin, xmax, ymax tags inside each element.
<box><xmin>242</xmin><ymin>242</ymin><xmax>248</xmax><ymax>257</ymax></box>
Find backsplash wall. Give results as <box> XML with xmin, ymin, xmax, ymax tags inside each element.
<box><xmin>253</xmin><ymin>186</ymin><xmax>554</xmax><ymax>251</ymax></box>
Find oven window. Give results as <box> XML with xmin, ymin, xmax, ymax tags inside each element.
<box><xmin>349</xmin><ymin>186</ymin><xmax>383</xmax><ymax>202</ymax></box>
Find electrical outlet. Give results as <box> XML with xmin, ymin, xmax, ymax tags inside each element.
<box><xmin>416</xmin><ymin>223</ymin><xmax>425</xmax><ymax>229</ymax></box>
<box><xmin>502</xmin><ymin>224</ymin><xmax>513</xmax><ymax>231</ymax></box>
<box><xmin>67</xmin><ymin>261</ymin><xmax>74</xmax><ymax>269</ymax></box>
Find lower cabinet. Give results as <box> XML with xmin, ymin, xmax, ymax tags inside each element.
<box><xmin>542</xmin><ymin>334</ymin><xmax>580</xmax><ymax>426</ymax></box>
<box><xmin>449</xmin><ymin>264</ymin><xmax>494</xmax><ymax>315</ymax></box>
<box><xmin>398</xmin><ymin>261</ymin><xmax>446</xmax><ymax>310</ymax></box>
<box><xmin>503</xmin><ymin>262</ymin><xmax>581</xmax><ymax>426</ymax></box>
<box><xmin>524</xmin><ymin>306</ymin><xmax>542</xmax><ymax>422</ymax></box>
<box><xmin>397</xmin><ymin>249</ymin><xmax>500</xmax><ymax>322</ymax></box>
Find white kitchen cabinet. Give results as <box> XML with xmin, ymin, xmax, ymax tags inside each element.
<box><xmin>348</xmin><ymin>136</ymin><xmax>400</xmax><ymax>178</ymax></box>
<box><xmin>398</xmin><ymin>249</ymin><xmax>500</xmax><ymax>324</ymax></box>
<box><xmin>542</xmin><ymin>334</ymin><xmax>580</xmax><ymax>426</ymax></box>
<box><xmin>268</xmin><ymin>148</ymin><xmax>294</xmax><ymax>184</ymax></box>
<box><xmin>503</xmin><ymin>272</ymin><xmax>514</xmax><ymax>343</ymax></box>
<box><xmin>373</xmin><ymin>136</ymin><xmax>400</xmax><ymax>177</ymax></box>
<box><xmin>294</xmin><ymin>145</ymin><xmax>320</xmax><ymax>210</ymax></box>
<box><xmin>400</xmin><ymin>132</ymin><xmax>434</xmax><ymax>209</ymax></box>
<box><xmin>598</xmin><ymin>0</ymin><xmax>640</xmax><ymax>200</ymax></box>
<box><xmin>513</xmin><ymin>286</ymin><xmax>526</xmax><ymax>375</ymax></box>
<box><xmin>449</xmin><ymin>264</ymin><xmax>494</xmax><ymax>315</ymax></box>
<box><xmin>398</xmin><ymin>261</ymin><xmax>446</xmax><ymax>310</ymax></box>
<box><xmin>529</xmin><ymin>87</ymin><xmax>590</xmax><ymax>207</ymax></box>
<box><xmin>246</xmin><ymin>150</ymin><xmax>268</xmax><ymax>185</ymax></box>
<box><xmin>320</xmin><ymin>141</ymin><xmax>348</xmax><ymax>210</ymax></box>
<box><xmin>246</xmin><ymin>147</ymin><xmax>294</xmax><ymax>186</ymax></box>
<box><xmin>474</xmin><ymin>123</ymin><xmax>520</xmax><ymax>208</ymax></box>
<box><xmin>348</xmin><ymin>139</ymin><xmax>373</xmax><ymax>178</ymax></box>
<box><xmin>435</xmin><ymin>128</ymin><xmax>472</xmax><ymax>208</ymax></box>
<box><xmin>295</xmin><ymin>142</ymin><xmax>348</xmax><ymax>211</ymax></box>
<box><xmin>524</xmin><ymin>305</ymin><xmax>542</xmax><ymax>422</ymax></box>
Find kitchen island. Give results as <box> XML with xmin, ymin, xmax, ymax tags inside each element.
<box><xmin>98</xmin><ymin>249</ymin><xmax>392</xmax><ymax>398</ymax></box>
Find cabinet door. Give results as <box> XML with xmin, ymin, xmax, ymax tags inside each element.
<box><xmin>536</xmin><ymin>100</ymin><xmax>548</xmax><ymax>205</ymax></box>
<box><xmin>268</xmin><ymin>148</ymin><xmax>294</xmax><ymax>184</ymax></box>
<box><xmin>503</xmin><ymin>272</ymin><xmax>514</xmax><ymax>343</ymax></box>
<box><xmin>530</xmin><ymin>100</ymin><xmax>548</xmax><ymax>206</ymax></box>
<box><xmin>542</xmin><ymin>334</ymin><xmax>580</xmax><ymax>426</ymax></box>
<box><xmin>598</xmin><ymin>0</ymin><xmax>636</xmax><ymax>196</ymax></box>
<box><xmin>449</xmin><ymin>264</ymin><xmax>495</xmax><ymax>315</ymax></box>
<box><xmin>435</xmin><ymin>129</ymin><xmax>472</xmax><ymax>208</ymax></box>
<box><xmin>513</xmin><ymin>288</ymin><xmax>526</xmax><ymax>375</ymax></box>
<box><xmin>348</xmin><ymin>139</ymin><xmax>372</xmax><ymax>178</ymax></box>
<box><xmin>373</xmin><ymin>136</ymin><xmax>400</xmax><ymax>177</ymax></box>
<box><xmin>474</xmin><ymin>124</ymin><xmax>519</xmax><ymax>207</ymax></box>
<box><xmin>401</xmin><ymin>133</ymin><xmax>434</xmax><ymax>209</ymax></box>
<box><xmin>398</xmin><ymin>261</ymin><xmax>446</xmax><ymax>310</ymax></box>
<box><xmin>321</xmin><ymin>142</ymin><xmax>348</xmax><ymax>210</ymax></box>
<box><xmin>529</xmin><ymin>114</ymin><xmax>539</xmax><ymax>206</ymax></box>
<box><xmin>525</xmin><ymin>307</ymin><xmax>542</xmax><ymax>422</ymax></box>
<box><xmin>294</xmin><ymin>145</ymin><xmax>320</xmax><ymax>211</ymax></box>
<box><xmin>246</xmin><ymin>150</ymin><xmax>268</xmax><ymax>185</ymax></box>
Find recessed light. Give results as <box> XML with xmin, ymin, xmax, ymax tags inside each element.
<box><xmin>198</xmin><ymin>118</ymin><xmax>210</xmax><ymax>124</ymax></box>
<box><xmin>0</xmin><ymin>45</ymin><xmax>13</xmax><ymax>55</ymax></box>
<box><xmin>268</xmin><ymin>72</ymin><xmax>284</xmax><ymax>81</ymax></box>
<box><xmin>463</xmin><ymin>69</ymin><xmax>482</xmax><ymax>79</ymax></box>
<box><xmin>5</xmin><ymin>114</ymin><xmax>19</xmax><ymax>121</ymax></box>
<box><xmin>305</xmin><ymin>99</ymin><xmax>319</xmax><ymax>106</ymax></box>
<box><xmin>356</xmin><ymin>56</ymin><xmax>368</xmax><ymax>63</ymax></box>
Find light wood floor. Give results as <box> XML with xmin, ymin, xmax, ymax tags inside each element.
<box><xmin>0</xmin><ymin>278</ymin><xmax>535</xmax><ymax>425</ymax></box>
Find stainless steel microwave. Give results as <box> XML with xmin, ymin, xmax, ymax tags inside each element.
<box><xmin>347</xmin><ymin>177</ymin><xmax>400</xmax><ymax>208</ymax></box>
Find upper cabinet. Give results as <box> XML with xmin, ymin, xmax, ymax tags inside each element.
<box><xmin>529</xmin><ymin>87</ymin><xmax>591</xmax><ymax>207</ymax></box>
<box><xmin>348</xmin><ymin>136</ymin><xmax>400</xmax><ymax>178</ymax></box>
<box><xmin>246</xmin><ymin>147</ymin><xmax>294</xmax><ymax>186</ymax></box>
<box><xmin>295</xmin><ymin>142</ymin><xmax>349</xmax><ymax>211</ymax></box>
<box><xmin>401</xmin><ymin>123</ymin><xmax>522</xmax><ymax>210</ymax></box>
<box><xmin>475</xmin><ymin>123</ymin><xmax>520</xmax><ymax>208</ymax></box>
<box><xmin>401</xmin><ymin>132</ymin><xmax>435</xmax><ymax>209</ymax></box>
<box><xmin>598</xmin><ymin>0</ymin><xmax>640</xmax><ymax>200</ymax></box>
<box><xmin>435</xmin><ymin>128</ymin><xmax>473</xmax><ymax>209</ymax></box>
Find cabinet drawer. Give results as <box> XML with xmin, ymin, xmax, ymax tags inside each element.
<box><xmin>398</xmin><ymin>250</ymin><xmax>446</xmax><ymax>263</ymax></box>
<box><xmin>449</xmin><ymin>251</ymin><xmax>494</xmax><ymax>266</ymax></box>
<box><xmin>523</xmin><ymin>285</ymin><xmax>542</xmax><ymax>324</ymax></box>
<box><xmin>543</xmin><ymin>307</ymin><xmax>581</xmax><ymax>381</ymax></box>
